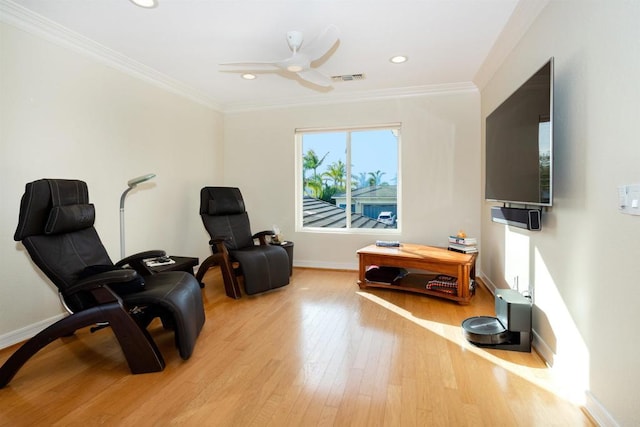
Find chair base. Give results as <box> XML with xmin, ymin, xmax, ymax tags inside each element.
<box><xmin>0</xmin><ymin>302</ymin><xmax>165</xmax><ymax>388</ymax></box>
<box><xmin>196</xmin><ymin>254</ymin><xmax>241</xmax><ymax>299</ymax></box>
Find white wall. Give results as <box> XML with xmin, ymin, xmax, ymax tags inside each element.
<box><xmin>224</xmin><ymin>91</ymin><xmax>481</xmax><ymax>269</ymax></box>
<box><xmin>479</xmin><ymin>1</ymin><xmax>640</xmax><ymax>425</ymax></box>
<box><xmin>0</xmin><ymin>22</ymin><xmax>223</xmax><ymax>344</ymax></box>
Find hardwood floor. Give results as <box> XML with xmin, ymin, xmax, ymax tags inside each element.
<box><xmin>0</xmin><ymin>268</ymin><xmax>593</xmax><ymax>426</ymax></box>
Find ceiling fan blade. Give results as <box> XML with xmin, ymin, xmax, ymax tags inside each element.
<box><xmin>302</xmin><ymin>24</ymin><xmax>340</xmax><ymax>62</ymax></box>
<box><xmin>219</xmin><ymin>26</ymin><xmax>339</xmax><ymax>89</ymax></box>
<box><xmin>219</xmin><ymin>61</ymin><xmax>281</xmax><ymax>71</ymax></box>
<box><xmin>297</xmin><ymin>69</ymin><xmax>333</xmax><ymax>87</ymax></box>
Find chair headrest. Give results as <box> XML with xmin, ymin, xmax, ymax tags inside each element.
<box><xmin>14</xmin><ymin>179</ymin><xmax>95</xmax><ymax>240</ymax></box>
<box><xmin>200</xmin><ymin>187</ymin><xmax>245</xmax><ymax>216</ymax></box>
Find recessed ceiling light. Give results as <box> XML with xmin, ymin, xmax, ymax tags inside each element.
<box><xmin>130</xmin><ymin>0</ymin><xmax>158</xmax><ymax>8</ymax></box>
<box><xmin>390</xmin><ymin>55</ymin><xmax>408</xmax><ymax>64</ymax></box>
<box><xmin>241</xmin><ymin>73</ymin><xmax>256</xmax><ymax>80</ymax></box>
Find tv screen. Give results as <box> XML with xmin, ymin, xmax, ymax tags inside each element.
<box><xmin>485</xmin><ymin>58</ymin><xmax>553</xmax><ymax>207</ymax></box>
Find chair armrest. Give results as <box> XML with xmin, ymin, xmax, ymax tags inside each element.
<box><xmin>209</xmin><ymin>236</ymin><xmax>231</xmax><ymax>252</ymax></box>
<box><xmin>67</xmin><ymin>269</ymin><xmax>138</xmax><ymax>303</ymax></box>
<box><xmin>209</xmin><ymin>236</ymin><xmax>231</xmax><ymax>258</ymax></box>
<box><xmin>209</xmin><ymin>236</ymin><xmax>230</xmax><ymax>245</ymax></box>
<box><xmin>252</xmin><ymin>230</ymin><xmax>273</xmax><ymax>245</ymax></box>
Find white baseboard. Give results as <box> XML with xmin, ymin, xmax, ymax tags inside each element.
<box><xmin>0</xmin><ymin>314</ymin><xmax>65</xmax><ymax>350</ymax></box>
<box><xmin>477</xmin><ymin>274</ymin><xmax>498</xmax><ymax>294</ymax></box>
<box><xmin>530</xmin><ymin>328</ymin><xmax>555</xmax><ymax>366</ymax></box>
<box><xmin>293</xmin><ymin>260</ymin><xmax>358</xmax><ymax>271</ymax></box>
<box><xmin>585</xmin><ymin>391</ymin><xmax>619</xmax><ymax>427</ymax></box>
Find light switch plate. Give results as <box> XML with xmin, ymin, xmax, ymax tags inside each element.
<box><xmin>619</xmin><ymin>184</ymin><xmax>640</xmax><ymax>215</ymax></box>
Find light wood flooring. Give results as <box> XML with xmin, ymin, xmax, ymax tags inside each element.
<box><xmin>0</xmin><ymin>268</ymin><xmax>593</xmax><ymax>426</ymax></box>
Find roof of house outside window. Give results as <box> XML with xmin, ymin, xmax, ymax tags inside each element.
<box><xmin>332</xmin><ymin>185</ymin><xmax>397</xmax><ymax>201</ymax></box>
<box><xmin>303</xmin><ymin>197</ymin><xmax>390</xmax><ymax>228</ymax></box>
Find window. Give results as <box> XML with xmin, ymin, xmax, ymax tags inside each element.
<box><xmin>296</xmin><ymin>124</ymin><xmax>400</xmax><ymax>231</ymax></box>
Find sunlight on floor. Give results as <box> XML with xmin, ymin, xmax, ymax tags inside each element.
<box><xmin>356</xmin><ymin>290</ymin><xmax>585</xmax><ymax>406</ymax></box>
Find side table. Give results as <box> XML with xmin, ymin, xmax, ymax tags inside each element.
<box><xmin>147</xmin><ymin>256</ymin><xmax>199</xmax><ymax>276</ymax></box>
<box><xmin>271</xmin><ymin>241</ymin><xmax>294</xmax><ymax>276</ymax></box>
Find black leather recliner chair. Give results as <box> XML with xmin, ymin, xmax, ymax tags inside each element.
<box><xmin>195</xmin><ymin>187</ymin><xmax>290</xmax><ymax>298</ymax></box>
<box><xmin>0</xmin><ymin>179</ymin><xmax>205</xmax><ymax>387</ymax></box>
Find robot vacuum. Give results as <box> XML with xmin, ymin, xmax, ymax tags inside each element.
<box><xmin>461</xmin><ymin>289</ymin><xmax>532</xmax><ymax>352</ymax></box>
<box><xmin>462</xmin><ymin>316</ymin><xmax>510</xmax><ymax>345</ymax></box>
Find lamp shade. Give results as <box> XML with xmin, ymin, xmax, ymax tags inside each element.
<box><xmin>127</xmin><ymin>173</ymin><xmax>156</xmax><ymax>188</ymax></box>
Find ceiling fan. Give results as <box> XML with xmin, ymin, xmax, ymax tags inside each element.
<box><xmin>219</xmin><ymin>25</ymin><xmax>340</xmax><ymax>88</ymax></box>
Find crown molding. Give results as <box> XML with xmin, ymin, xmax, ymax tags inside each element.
<box><xmin>222</xmin><ymin>81</ymin><xmax>479</xmax><ymax>114</ymax></box>
<box><xmin>1</xmin><ymin>0</ymin><xmax>478</xmax><ymax>115</ymax></box>
<box><xmin>0</xmin><ymin>0</ymin><xmax>221</xmax><ymax>111</ymax></box>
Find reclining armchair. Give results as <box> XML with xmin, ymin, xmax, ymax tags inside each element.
<box><xmin>195</xmin><ymin>187</ymin><xmax>290</xmax><ymax>298</ymax></box>
<box><xmin>0</xmin><ymin>179</ymin><xmax>205</xmax><ymax>388</ymax></box>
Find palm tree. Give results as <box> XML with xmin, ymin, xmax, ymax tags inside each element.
<box><xmin>368</xmin><ymin>170</ymin><xmax>386</xmax><ymax>186</ymax></box>
<box><xmin>323</xmin><ymin>160</ymin><xmax>346</xmax><ymax>191</ymax></box>
<box><xmin>306</xmin><ymin>174</ymin><xmax>324</xmax><ymax>198</ymax></box>
<box><xmin>303</xmin><ymin>149</ymin><xmax>329</xmax><ymax>195</ymax></box>
<box><xmin>352</xmin><ymin>172</ymin><xmax>368</xmax><ymax>189</ymax></box>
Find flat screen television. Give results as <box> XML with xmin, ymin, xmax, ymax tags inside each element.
<box><xmin>485</xmin><ymin>58</ymin><xmax>553</xmax><ymax>207</ymax></box>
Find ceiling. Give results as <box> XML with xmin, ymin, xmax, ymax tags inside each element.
<box><xmin>3</xmin><ymin>0</ymin><xmax>538</xmax><ymax>111</ymax></box>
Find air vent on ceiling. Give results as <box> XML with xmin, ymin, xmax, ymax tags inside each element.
<box><xmin>331</xmin><ymin>73</ymin><xmax>366</xmax><ymax>82</ymax></box>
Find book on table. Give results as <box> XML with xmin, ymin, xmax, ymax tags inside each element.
<box><xmin>447</xmin><ymin>243</ymin><xmax>478</xmax><ymax>253</ymax></box>
<box><xmin>448</xmin><ymin>236</ymin><xmax>477</xmax><ymax>245</ymax></box>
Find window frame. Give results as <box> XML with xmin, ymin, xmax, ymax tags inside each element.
<box><xmin>295</xmin><ymin>123</ymin><xmax>402</xmax><ymax>234</ymax></box>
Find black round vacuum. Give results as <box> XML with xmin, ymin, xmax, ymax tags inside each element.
<box><xmin>461</xmin><ymin>316</ymin><xmax>509</xmax><ymax>345</ymax></box>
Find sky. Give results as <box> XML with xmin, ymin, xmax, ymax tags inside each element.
<box><xmin>302</xmin><ymin>128</ymin><xmax>399</xmax><ymax>186</ymax></box>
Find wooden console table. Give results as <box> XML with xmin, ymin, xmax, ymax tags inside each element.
<box><xmin>357</xmin><ymin>243</ymin><xmax>477</xmax><ymax>304</ymax></box>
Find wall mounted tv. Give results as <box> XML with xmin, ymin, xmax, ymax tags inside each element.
<box><xmin>485</xmin><ymin>58</ymin><xmax>553</xmax><ymax>207</ymax></box>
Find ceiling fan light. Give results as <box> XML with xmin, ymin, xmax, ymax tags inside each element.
<box><xmin>287</xmin><ymin>65</ymin><xmax>303</xmax><ymax>72</ymax></box>
<box><xmin>241</xmin><ymin>73</ymin><xmax>256</xmax><ymax>80</ymax></box>
<box><xmin>130</xmin><ymin>0</ymin><xmax>158</xmax><ymax>8</ymax></box>
<box><xmin>390</xmin><ymin>55</ymin><xmax>408</xmax><ymax>64</ymax></box>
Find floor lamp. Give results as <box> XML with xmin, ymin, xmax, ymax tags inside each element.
<box><xmin>119</xmin><ymin>173</ymin><xmax>156</xmax><ymax>259</ymax></box>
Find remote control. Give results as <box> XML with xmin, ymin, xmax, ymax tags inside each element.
<box><xmin>376</xmin><ymin>240</ymin><xmax>400</xmax><ymax>247</ymax></box>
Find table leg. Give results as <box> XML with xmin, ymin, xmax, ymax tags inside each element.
<box><xmin>358</xmin><ymin>254</ymin><xmax>366</xmax><ymax>288</ymax></box>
